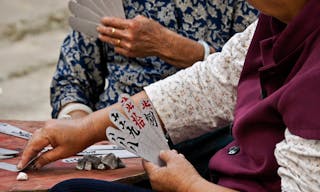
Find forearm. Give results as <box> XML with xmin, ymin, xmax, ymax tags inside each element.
<box><xmin>99</xmin><ymin>15</ymin><xmax>213</xmax><ymax>68</ymax></box>
<box><xmin>155</xmin><ymin>26</ymin><xmax>214</xmax><ymax>68</ymax></box>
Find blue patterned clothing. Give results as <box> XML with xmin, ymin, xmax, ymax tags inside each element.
<box><xmin>50</xmin><ymin>0</ymin><xmax>258</xmax><ymax>118</ymax></box>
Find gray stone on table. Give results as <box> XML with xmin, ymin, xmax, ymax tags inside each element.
<box><xmin>76</xmin><ymin>154</ymin><xmax>126</xmax><ymax>171</ymax></box>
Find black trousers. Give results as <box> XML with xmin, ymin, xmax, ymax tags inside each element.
<box><xmin>172</xmin><ymin>125</ymin><xmax>233</xmax><ymax>180</ymax></box>
<box><xmin>50</xmin><ymin>178</ymin><xmax>153</xmax><ymax>192</ymax></box>
<box><xmin>50</xmin><ymin>126</ymin><xmax>233</xmax><ymax>192</ymax></box>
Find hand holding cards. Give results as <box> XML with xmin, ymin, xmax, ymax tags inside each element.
<box><xmin>68</xmin><ymin>0</ymin><xmax>126</xmax><ymax>38</ymax></box>
<box><xmin>106</xmin><ymin>94</ymin><xmax>170</xmax><ymax>166</ymax></box>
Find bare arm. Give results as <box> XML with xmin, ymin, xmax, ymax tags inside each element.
<box><xmin>18</xmin><ymin>91</ymin><xmax>238</xmax><ymax>192</ymax></box>
<box><xmin>18</xmin><ymin>91</ymin><xmax>149</xmax><ymax>169</ymax></box>
<box><xmin>97</xmin><ymin>15</ymin><xmax>214</xmax><ymax>68</ymax></box>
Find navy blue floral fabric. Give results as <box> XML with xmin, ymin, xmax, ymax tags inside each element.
<box><xmin>50</xmin><ymin>0</ymin><xmax>258</xmax><ymax>118</ymax></box>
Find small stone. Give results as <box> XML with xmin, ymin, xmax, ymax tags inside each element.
<box><xmin>16</xmin><ymin>172</ymin><xmax>28</xmax><ymax>181</ymax></box>
<box><xmin>84</xmin><ymin>155</ymin><xmax>102</xmax><ymax>169</ymax></box>
<box><xmin>76</xmin><ymin>158</ymin><xmax>86</xmax><ymax>170</ymax></box>
<box><xmin>84</xmin><ymin>161</ymin><xmax>92</xmax><ymax>171</ymax></box>
<box><xmin>97</xmin><ymin>163</ymin><xmax>106</xmax><ymax>170</ymax></box>
<box><xmin>117</xmin><ymin>158</ymin><xmax>126</xmax><ymax>168</ymax></box>
<box><xmin>101</xmin><ymin>153</ymin><xmax>125</xmax><ymax>169</ymax></box>
<box><xmin>76</xmin><ymin>154</ymin><xmax>125</xmax><ymax>171</ymax></box>
<box><xmin>101</xmin><ymin>153</ymin><xmax>118</xmax><ymax>169</ymax></box>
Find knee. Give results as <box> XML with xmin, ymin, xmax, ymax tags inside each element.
<box><xmin>50</xmin><ymin>178</ymin><xmax>89</xmax><ymax>192</ymax></box>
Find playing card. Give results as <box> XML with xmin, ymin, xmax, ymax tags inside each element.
<box><xmin>0</xmin><ymin>147</ymin><xmax>19</xmax><ymax>156</ymax></box>
<box><xmin>139</xmin><ymin>99</ymin><xmax>169</xmax><ymax>149</ymax></box>
<box><xmin>100</xmin><ymin>0</ymin><xmax>116</xmax><ymax>17</ymax></box>
<box><xmin>120</xmin><ymin>94</ymin><xmax>168</xmax><ymax>150</ymax></box>
<box><xmin>69</xmin><ymin>16</ymin><xmax>99</xmax><ymax>38</ymax></box>
<box><xmin>91</xmin><ymin>0</ymin><xmax>109</xmax><ymax>16</ymax></box>
<box><xmin>76</xmin><ymin>0</ymin><xmax>105</xmax><ymax>17</ymax></box>
<box><xmin>108</xmin><ymin>0</ymin><xmax>126</xmax><ymax>18</ymax></box>
<box><xmin>102</xmin><ymin>0</ymin><xmax>126</xmax><ymax>19</ymax></box>
<box><xmin>107</xmin><ymin>109</ymin><xmax>162</xmax><ymax>153</ymax></box>
<box><xmin>62</xmin><ymin>149</ymin><xmax>137</xmax><ymax>163</ymax></box>
<box><xmin>68</xmin><ymin>0</ymin><xmax>126</xmax><ymax>38</ymax></box>
<box><xmin>106</xmin><ymin>94</ymin><xmax>170</xmax><ymax>166</ymax></box>
<box><xmin>0</xmin><ymin>155</ymin><xmax>15</xmax><ymax>160</ymax></box>
<box><xmin>0</xmin><ymin>162</ymin><xmax>19</xmax><ymax>172</ymax></box>
<box><xmin>107</xmin><ymin>126</ymin><xmax>164</xmax><ymax>165</ymax></box>
<box><xmin>109</xmin><ymin>109</ymin><xmax>144</xmax><ymax>140</ymax></box>
<box><xmin>69</xmin><ymin>0</ymin><xmax>101</xmax><ymax>24</ymax></box>
<box><xmin>0</xmin><ymin>122</ymin><xmax>32</xmax><ymax>140</ymax></box>
<box><xmin>77</xmin><ymin>148</ymin><xmax>136</xmax><ymax>156</ymax></box>
<box><xmin>106</xmin><ymin>127</ymin><xmax>139</xmax><ymax>154</ymax></box>
<box><xmin>82</xmin><ymin>144</ymin><xmax>123</xmax><ymax>151</ymax></box>
<box><xmin>0</xmin><ymin>155</ymin><xmax>39</xmax><ymax>172</ymax></box>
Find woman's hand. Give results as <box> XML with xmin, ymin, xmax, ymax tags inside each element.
<box><xmin>143</xmin><ymin>150</ymin><xmax>239</xmax><ymax>192</ymax></box>
<box><xmin>17</xmin><ymin>92</ymin><xmax>154</xmax><ymax>170</ymax></box>
<box><xmin>143</xmin><ymin>150</ymin><xmax>203</xmax><ymax>192</ymax></box>
<box><xmin>17</xmin><ymin>117</ymin><xmax>96</xmax><ymax>170</ymax></box>
<box><xmin>97</xmin><ymin>15</ymin><xmax>165</xmax><ymax>58</ymax></box>
<box><xmin>97</xmin><ymin>15</ymin><xmax>214</xmax><ymax>68</ymax></box>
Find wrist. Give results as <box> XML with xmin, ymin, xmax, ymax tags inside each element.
<box><xmin>154</xmin><ymin>25</ymin><xmax>175</xmax><ymax>58</ymax></box>
<box><xmin>78</xmin><ymin>114</ymin><xmax>101</xmax><ymax>145</ymax></box>
<box><xmin>179</xmin><ymin>175</ymin><xmax>205</xmax><ymax>192</ymax></box>
<box><xmin>186</xmin><ymin>177</ymin><xmax>239</xmax><ymax>192</ymax></box>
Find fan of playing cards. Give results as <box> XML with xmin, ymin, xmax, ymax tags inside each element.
<box><xmin>68</xmin><ymin>0</ymin><xmax>126</xmax><ymax>38</ymax></box>
<box><xmin>106</xmin><ymin>94</ymin><xmax>170</xmax><ymax>166</ymax></box>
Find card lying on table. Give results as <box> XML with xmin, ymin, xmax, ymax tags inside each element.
<box><xmin>0</xmin><ymin>155</ymin><xmax>39</xmax><ymax>172</ymax></box>
<box><xmin>68</xmin><ymin>0</ymin><xmax>126</xmax><ymax>37</ymax></box>
<box><xmin>0</xmin><ymin>148</ymin><xmax>19</xmax><ymax>156</ymax></box>
<box><xmin>0</xmin><ymin>162</ymin><xmax>20</xmax><ymax>172</ymax></box>
<box><xmin>0</xmin><ymin>122</ymin><xmax>32</xmax><ymax>140</ymax></box>
<box><xmin>106</xmin><ymin>94</ymin><xmax>170</xmax><ymax>166</ymax></box>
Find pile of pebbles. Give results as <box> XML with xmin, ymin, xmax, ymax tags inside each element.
<box><xmin>76</xmin><ymin>153</ymin><xmax>125</xmax><ymax>171</ymax></box>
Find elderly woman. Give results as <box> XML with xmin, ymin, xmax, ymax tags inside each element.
<box><xmin>20</xmin><ymin>0</ymin><xmax>320</xmax><ymax>191</ymax></box>
<box><xmin>51</xmin><ymin>0</ymin><xmax>257</xmax><ymax>119</ymax></box>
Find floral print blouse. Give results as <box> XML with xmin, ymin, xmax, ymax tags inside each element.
<box><xmin>145</xmin><ymin>20</ymin><xmax>320</xmax><ymax>191</ymax></box>
<box><xmin>144</xmin><ymin>20</ymin><xmax>257</xmax><ymax>144</ymax></box>
<box><xmin>50</xmin><ymin>0</ymin><xmax>258</xmax><ymax>117</ymax></box>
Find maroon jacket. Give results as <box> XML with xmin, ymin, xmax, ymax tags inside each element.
<box><xmin>209</xmin><ymin>0</ymin><xmax>320</xmax><ymax>191</ymax></box>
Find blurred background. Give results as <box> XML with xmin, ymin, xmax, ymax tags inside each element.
<box><xmin>0</xmin><ymin>0</ymin><xmax>70</xmax><ymax>120</ymax></box>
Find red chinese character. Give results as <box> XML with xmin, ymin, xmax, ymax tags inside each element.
<box><xmin>121</xmin><ymin>97</ymin><xmax>129</xmax><ymax>104</ymax></box>
<box><xmin>141</xmin><ymin>100</ymin><xmax>151</xmax><ymax>109</ymax></box>
<box><xmin>131</xmin><ymin>112</ymin><xmax>145</xmax><ymax>129</ymax></box>
<box><xmin>125</xmin><ymin>103</ymin><xmax>134</xmax><ymax>112</ymax></box>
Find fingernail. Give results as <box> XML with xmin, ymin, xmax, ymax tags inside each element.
<box><xmin>159</xmin><ymin>150</ymin><xmax>164</xmax><ymax>155</ymax></box>
<box><xmin>17</xmin><ymin>162</ymin><xmax>22</xmax><ymax>170</ymax></box>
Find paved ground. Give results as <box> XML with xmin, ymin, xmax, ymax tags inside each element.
<box><xmin>0</xmin><ymin>0</ymin><xmax>70</xmax><ymax>120</ymax></box>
